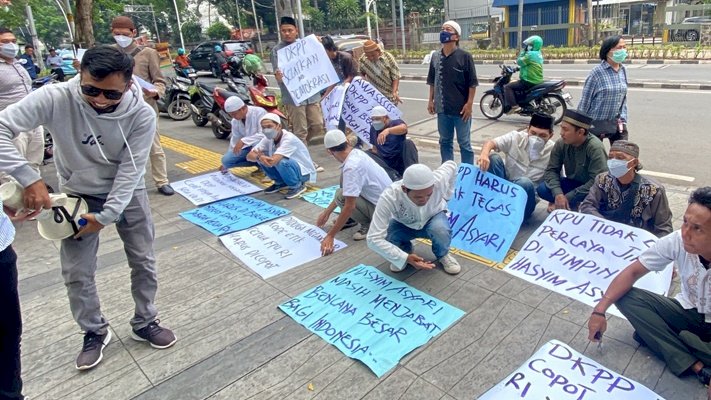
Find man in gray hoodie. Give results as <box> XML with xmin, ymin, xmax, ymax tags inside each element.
<box><xmin>0</xmin><ymin>46</ymin><xmax>177</xmax><ymax>372</ymax></box>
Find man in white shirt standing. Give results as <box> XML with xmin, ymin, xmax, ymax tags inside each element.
<box><xmin>45</xmin><ymin>48</ymin><xmax>65</xmax><ymax>81</ymax></box>
<box><xmin>317</xmin><ymin>129</ymin><xmax>392</xmax><ymax>254</ymax></box>
<box><xmin>588</xmin><ymin>187</ymin><xmax>711</xmax><ymax>396</ymax></box>
<box><xmin>247</xmin><ymin>113</ymin><xmax>316</xmax><ymax>199</ymax></box>
<box><xmin>367</xmin><ymin>161</ymin><xmax>461</xmax><ymax>274</ymax></box>
<box><xmin>477</xmin><ymin>113</ymin><xmax>556</xmax><ymax>220</ymax></box>
<box><xmin>218</xmin><ymin>97</ymin><xmax>266</xmax><ymax>173</ymax></box>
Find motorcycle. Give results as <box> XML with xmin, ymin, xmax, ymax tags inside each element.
<box><xmin>32</xmin><ymin>73</ymin><xmax>58</xmax><ymax>90</ymax></box>
<box><xmin>174</xmin><ymin>63</ymin><xmax>198</xmax><ymax>83</ymax></box>
<box><xmin>479</xmin><ymin>65</ymin><xmax>573</xmax><ymax>124</ymax></box>
<box><xmin>157</xmin><ymin>75</ymin><xmax>193</xmax><ymax>121</ymax></box>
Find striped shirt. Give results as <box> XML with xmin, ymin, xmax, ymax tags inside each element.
<box><xmin>0</xmin><ymin>201</ymin><xmax>16</xmax><ymax>252</ymax></box>
<box><xmin>359</xmin><ymin>51</ymin><xmax>401</xmax><ymax>101</ymax></box>
<box><xmin>0</xmin><ymin>58</ymin><xmax>32</xmax><ymax>112</ymax></box>
<box><xmin>578</xmin><ymin>61</ymin><xmax>628</xmax><ymax>122</ymax></box>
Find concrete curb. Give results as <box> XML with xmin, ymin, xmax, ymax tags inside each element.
<box><xmin>398</xmin><ymin>74</ymin><xmax>711</xmax><ymax>90</ymax></box>
<box><xmin>399</xmin><ymin>59</ymin><xmax>711</xmax><ymax>65</ymax></box>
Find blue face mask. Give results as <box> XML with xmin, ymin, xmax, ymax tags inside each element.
<box><xmin>439</xmin><ymin>31</ymin><xmax>454</xmax><ymax>44</ymax></box>
<box><xmin>372</xmin><ymin>120</ymin><xmax>385</xmax><ymax>131</ymax></box>
<box><xmin>607</xmin><ymin>158</ymin><xmax>632</xmax><ymax>178</ymax></box>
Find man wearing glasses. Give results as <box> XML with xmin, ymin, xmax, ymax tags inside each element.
<box><xmin>0</xmin><ymin>45</ymin><xmax>177</xmax><ymax>372</ymax></box>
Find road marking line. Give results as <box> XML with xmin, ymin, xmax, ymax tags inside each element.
<box><xmin>639</xmin><ymin>170</ymin><xmax>695</xmax><ymax>182</ymax></box>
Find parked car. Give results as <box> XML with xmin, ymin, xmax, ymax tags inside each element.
<box><xmin>57</xmin><ymin>49</ymin><xmax>78</xmax><ymax>77</ymax></box>
<box><xmin>188</xmin><ymin>40</ymin><xmax>253</xmax><ymax>72</ymax></box>
<box><xmin>672</xmin><ymin>16</ymin><xmax>711</xmax><ymax>42</ymax></box>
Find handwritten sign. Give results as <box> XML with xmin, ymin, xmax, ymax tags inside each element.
<box><xmin>447</xmin><ymin>164</ymin><xmax>527</xmax><ymax>262</ymax></box>
<box><xmin>277</xmin><ymin>34</ymin><xmax>339</xmax><ymax>104</ymax></box>
<box><xmin>172</xmin><ymin>172</ymin><xmax>263</xmax><ymax>206</ymax></box>
<box><xmin>479</xmin><ymin>340</ymin><xmax>665</xmax><ymax>400</ymax></box>
<box><xmin>220</xmin><ymin>216</ymin><xmax>346</xmax><ymax>279</ymax></box>
<box><xmin>321</xmin><ymin>85</ymin><xmax>347</xmax><ymax>130</ymax></box>
<box><xmin>341</xmin><ymin>77</ymin><xmax>402</xmax><ymax>143</ymax></box>
<box><xmin>504</xmin><ymin>210</ymin><xmax>673</xmax><ymax>318</ymax></box>
<box><xmin>301</xmin><ymin>185</ymin><xmax>340</xmax><ymax>213</ymax></box>
<box><xmin>179</xmin><ymin>196</ymin><xmax>289</xmax><ymax>236</ymax></box>
<box><xmin>279</xmin><ymin>265</ymin><xmax>465</xmax><ymax>377</ymax></box>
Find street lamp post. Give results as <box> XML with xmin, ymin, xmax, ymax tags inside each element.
<box><xmin>171</xmin><ymin>0</ymin><xmax>185</xmax><ymax>50</ymax></box>
<box><xmin>234</xmin><ymin>0</ymin><xmax>243</xmax><ymax>39</ymax></box>
<box><xmin>251</xmin><ymin>0</ymin><xmax>263</xmax><ymax>54</ymax></box>
<box><xmin>365</xmin><ymin>0</ymin><xmax>380</xmax><ymax>40</ymax></box>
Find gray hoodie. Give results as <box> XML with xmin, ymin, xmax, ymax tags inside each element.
<box><xmin>0</xmin><ymin>75</ymin><xmax>156</xmax><ymax>226</ymax></box>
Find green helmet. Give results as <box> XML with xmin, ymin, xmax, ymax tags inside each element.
<box><xmin>242</xmin><ymin>54</ymin><xmax>262</xmax><ymax>74</ymax></box>
<box><xmin>523</xmin><ymin>35</ymin><xmax>543</xmax><ymax>51</ymax></box>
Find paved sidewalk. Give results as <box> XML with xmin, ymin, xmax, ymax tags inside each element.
<box><xmin>16</xmin><ymin>130</ymin><xmax>705</xmax><ymax>399</ymax></box>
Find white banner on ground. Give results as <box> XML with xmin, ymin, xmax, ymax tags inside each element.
<box><xmin>321</xmin><ymin>84</ymin><xmax>347</xmax><ymax>130</ymax></box>
<box><xmin>479</xmin><ymin>340</ymin><xmax>665</xmax><ymax>400</ymax></box>
<box><xmin>277</xmin><ymin>34</ymin><xmax>339</xmax><ymax>104</ymax></box>
<box><xmin>503</xmin><ymin>210</ymin><xmax>673</xmax><ymax>318</ymax></box>
<box><xmin>341</xmin><ymin>77</ymin><xmax>402</xmax><ymax>144</ymax></box>
<box><xmin>220</xmin><ymin>216</ymin><xmax>346</xmax><ymax>279</ymax></box>
<box><xmin>172</xmin><ymin>172</ymin><xmax>263</xmax><ymax>206</ymax></box>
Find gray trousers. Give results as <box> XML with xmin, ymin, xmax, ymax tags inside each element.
<box><xmin>334</xmin><ymin>188</ymin><xmax>376</xmax><ymax>230</ymax></box>
<box><xmin>60</xmin><ymin>189</ymin><xmax>158</xmax><ymax>335</ymax></box>
<box><xmin>616</xmin><ymin>287</ymin><xmax>711</xmax><ymax>376</ymax></box>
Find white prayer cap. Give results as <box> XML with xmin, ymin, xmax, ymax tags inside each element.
<box><xmin>443</xmin><ymin>20</ymin><xmax>461</xmax><ymax>36</ymax></box>
<box><xmin>224</xmin><ymin>97</ymin><xmax>245</xmax><ymax>113</ymax></box>
<box><xmin>260</xmin><ymin>113</ymin><xmax>282</xmax><ymax>125</ymax></box>
<box><xmin>371</xmin><ymin>106</ymin><xmax>388</xmax><ymax>117</ymax></box>
<box><xmin>402</xmin><ymin>164</ymin><xmax>435</xmax><ymax>190</ymax></box>
<box><xmin>324</xmin><ymin>129</ymin><xmax>347</xmax><ymax>149</ymax></box>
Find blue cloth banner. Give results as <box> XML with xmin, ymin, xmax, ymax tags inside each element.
<box><xmin>301</xmin><ymin>185</ymin><xmax>340</xmax><ymax>213</ymax></box>
<box><xmin>180</xmin><ymin>196</ymin><xmax>290</xmax><ymax>236</ymax></box>
<box><xmin>447</xmin><ymin>163</ymin><xmax>527</xmax><ymax>262</ymax></box>
<box><xmin>278</xmin><ymin>265</ymin><xmax>465</xmax><ymax>377</ymax></box>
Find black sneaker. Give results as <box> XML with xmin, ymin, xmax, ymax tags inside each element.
<box><xmin>75</xmin><ymin>330</ymin><xmax>112</xmax><ymax>371</ymax></box>
<box><xmin>264</xmin><ymin>183</ymin><xmax>286</xmax><ymax>194</ymax></box>
<box><xmin>696</xmin><ymin>366</ymin><xmax>711</xmax><ymax>386</ymax></box>
<box><xmin>340</xmin><ymin>218</ymin><xmax>358</xmax><ymax>230</ymax></box>
<box><xmin>158</xmin><ymin>184</ymin><xmax>175</xmax><ymax>196</ymax></box>
<box><xmin>131</xmin><ymin>320</ymin><xmax>177</xmax><ymax>349</ymax></box>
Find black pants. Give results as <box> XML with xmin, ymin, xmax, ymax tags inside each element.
<box><xmin>504</xmin><ymin>80</ymin><xmax>535</xmax><ymax>110</ymax></box>
<box><xmin>0</xmin><ymin>246</ymin><xmax>23</xmax><ymax>400</ymax></box>
<box><xmin>51</xmin><ymin>68</ymin><xmax>65</xmax><ymax>82</ymax></box>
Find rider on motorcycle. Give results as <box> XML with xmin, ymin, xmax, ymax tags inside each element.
<box><xmin>504</xmin><ymin>35</ymin><xmax>544</xmax><ymax>114</ymax></box>
<box><xmin>174</xmin><ymin>48</ymin><xmax>190</xmax><ymax>68</ymax></box>
<box><xmin>211</xmin><ymin>45</ymin><xmax>228</xmax><ymax>76</ymax></box>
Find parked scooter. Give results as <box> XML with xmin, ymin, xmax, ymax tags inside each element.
<box><xmin>174</xmin><ymin>64</ymin><xmax>198</xmax><ymax>83</ymax></box>
<box><xmin>479</xmin><ymin>65</ymin><xmax>573</xmax><ymax>124</ymax></box>
<box><xmin>157</xmin><ymin>75</ymin><xmax>193</xmax><ymax>121</ymax></box>
<box><xmin>32</xmin><ymin>73</ymin><xmax>58</xmax><ymax>90</ymax></box>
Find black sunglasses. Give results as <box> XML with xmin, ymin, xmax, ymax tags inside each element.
<box><xmin>80</xmin><ymin>85</ymin><xmax>125</xmax><ymax>100</ymax></box>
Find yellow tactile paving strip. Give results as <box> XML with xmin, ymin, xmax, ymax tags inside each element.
<box><xmin>417</xmin><ymin>238</ymin><xmax>519</xmax><ymax>270</ymax></box>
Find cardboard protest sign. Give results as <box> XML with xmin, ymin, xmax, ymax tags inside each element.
<box><xmin>504</xmin><ymin>210</ymin><xmax>673</xmax><ymax>318</ymax></box>
<box><xmin>447</xmin><ymin>164</ymin><xmax>527</xmax><ymax>262</ymax></box>
<box><xmin>220</xmin><ymin>216</ymin><xmax>346</xmax><ymax>279</ymax></box>
<box><xmin>279</xmin><ymin>265</ymin><xmax>465</xmax><ymax>377</ymax></box>
<box><xmin>277</xmin><ymin>34</ymin><xmax>339</xmax><ymax>104</ymax></box>
<box><xmin>179</xmin><ymin>196</ymin><xmax>289</xmax><ymax>236</ymax></box>
<box><xmin>341</xmin><ymin>78</ymin><xmax>402</xmax><ymax>144</ymax></box>
<box><xmin>479</xmin><ymin>340</ymin><xmax>665</xmax><ymax>400</ymax></box>
<box><xmin>321</xmin><ymin>85</ymin><xmax>347</xmax><ymax>130</ymax></box>
<box><xmin>172</xmin><ymin>171</ymin><xmax>262</xmax><ymax>206</ymax></box>
<box><xmin>301</xmin><ymin>185</ymin><xmax>340</xmax><ymax>213</ymax></box>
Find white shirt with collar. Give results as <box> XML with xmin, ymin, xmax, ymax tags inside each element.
<box><xmin>254</xmin><ymin>129</ymin><xmax>317</xmax><ymax>179</ymax></box>
<box><xmin>493</xmin><ymin>130</ymin><xmax>555</xmax><ymax>183</ymax></box>
<box><xmin>229</xmin><ymin>105</ymin><xmax>267</xmax><ymax>149</ymax></box>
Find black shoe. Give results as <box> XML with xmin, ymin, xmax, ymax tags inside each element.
<box><xmin>264</xmin><ymin>183</ymin><xmax>286</xmax><ymax>194</ymax></box>
<box><xmin>696</xmin><ymin>366</ymin><xmax>711</xmax><ymax>386</ymax></box>
<box><xmin>158</xmin><ymin>184</ymin><xmax>175</xmax><ymax>196</ymax></box>
<box><xmin>340</xmin><ymin>218</ymin><xmax>358</xmax><ymax>230</ymax></box>
<box><xmin>75</xmin><ymin>330</ymin><xmax>112</xmax><ymax>370</ymax></box>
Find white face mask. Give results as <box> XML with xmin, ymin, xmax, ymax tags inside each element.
<box><xmin>528</xmin><ymin>135</ymin><xmax>546</xmax><ymax>161</ymax></box>
<box><xmin>263</xmin><ymin>127</ymin><xmax>278</xmax><ymax>140</ymax></box>
<box><xmin>0</xmin><ymin>42</ymin><xmax>19</xmax><ymax>59</ymax></box>
<box><xmin>113</xmin><ymin>35</ymin><xmax>133</xmax><ymax>48</ymax></box>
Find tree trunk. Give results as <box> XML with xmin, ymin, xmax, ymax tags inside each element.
<box><xmin>74</xmin><ymin>0</ymin><xmax>94</xmax><ymax>48</ymax></box>
<box><xmin>277</xmin><ymin>0</ymin><xmax>294</xmax><ymax>18</ymax></box>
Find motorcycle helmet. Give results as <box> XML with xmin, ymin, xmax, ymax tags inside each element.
<box><xmin>242</xmin><ymin>54</ymin><xmax>263</xmax><ymax>75</ymax></box>
<box><xmin>214</xmin><ymin>45</ymin><xmax>223</xmax><ymax>53</ymax></box>
<box><xmin>178</xmin><ymin>48</ymin><xmax>185</xmax><ymax>55</ymax></box>
<box><xmin>522</xmin><ymin>35</ymin><xmax>543</xmax><ymax>51</ymax></box>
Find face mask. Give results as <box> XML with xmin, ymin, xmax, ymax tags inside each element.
<box><xmin>1</xmin><ymin>42</ymin><xmax>19</xmax><ymax>58</ymax></box>
<box><xmin>372</xmin><ymin>120</ymin><xmax>385</xmax><ymax>131</ymax></box>
<box><xmin>607</xmin><ymin>159</ymin><xmax>632</xmax><ymax>178</ymax></box>
<box><xmin>263</xmin><ymin>128</ymin><xmax>277</xmax><ymax>140</ymax></box>
<box><xmin>611</xmin><ymin>49</ymin><xmax>627</xmax><ymax>64</ymax></box>
<box><xmin>439</xmin><ymin>31</ymin><xmax>454</xmax><ymax>44</ymax></box>
<box><xmin>113</xmin><ymin>35</ymin><xmax>133</xmax><ymax>48</ymax></box>
<box><xmin>528</xmin><ymin>135</ymin><xmax>546</xmax><ymax>161</ymax></box>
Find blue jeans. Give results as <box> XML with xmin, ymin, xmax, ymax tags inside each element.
<box><xmin>536</xmin><ymin>178</ymin><xmax>586</xmax><ymax>209</ymax></box>
<box><xmin>221</xmin><ymin>145</ymin><xmax>257</xmax><ymax>169</ymax></box>
<box><xmin>488</xmin><ymin>153</ymin><xmax>537</xmax><ymax>220</ymax></box>
<box><xmin>437</xmin><ymin>113</ymin><xmax>473</xmax><ymax>165</ymax></box>
<box><xmin>385</xmin><ymin>211</ymin><xmax>452</xmax><ymax>260</ymax></box>
<box><xmin>261</xmin><ymin>157</ymin><xmax>309</xmax><ymax>188</ymax></box>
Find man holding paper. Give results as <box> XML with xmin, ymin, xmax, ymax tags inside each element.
<box><xmin>367</xmin><ymin>162</ymin><xmax>461</xmax><ymax>275</ymax></box>
<box><xmin>588</xmin><ymin>187</ymin><xmax>711</xmax><ymax>396</ymax></box>
<box><xmin>317</xmin><ymin>129</ymin><xmax>392</xmax><ymax>253</ymax></box>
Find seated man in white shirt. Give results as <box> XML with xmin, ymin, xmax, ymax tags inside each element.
<box><xmin>477</xmin><ymin>112</ymin><xmax>555</xmax><ymax>220</ymax></box>
<box><xmin>247</xmin><ymin>113</ymin><xmax>316</xmax><ymax>199</ymax></box>
<box><xmin>588</xmin><ymin>187</ymin><xmax>711</xmax><ymax>396</ymax></box>
<box><xmin>367</xmin><ymin>162</ymin><xmax>461</xmax><ymax>275</ymax></box>
<box><xmin>317</xmin><ymin>129</ymin><xmax>392</xmax><ymax>254</ymax></box>
<box><xmin>218</xmin><ymin>97</ymin><xmax>266</xmax><ymax>173</ymax></box>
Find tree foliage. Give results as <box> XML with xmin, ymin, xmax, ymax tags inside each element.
<box><xmin>181</xmin><ymin>19</ymin><xmax>204</xmax><ymax>44</ymax></box>
<box><xmin>206</xmin><ymin>21</ymin><xmax>231</xmax><ymax>39</ymax></box>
